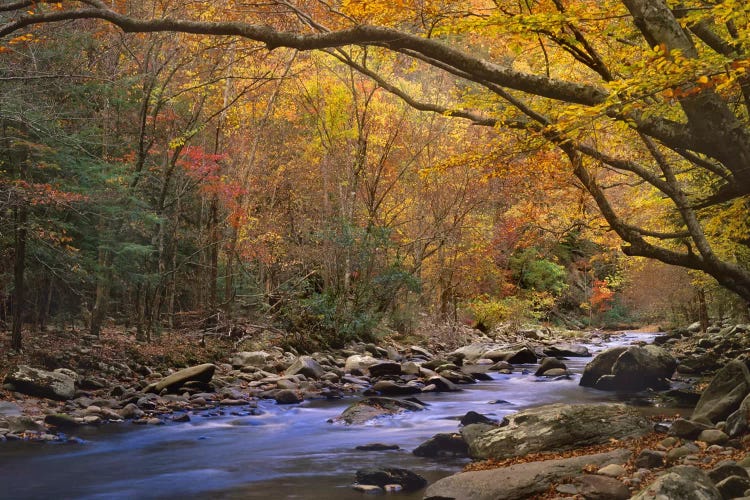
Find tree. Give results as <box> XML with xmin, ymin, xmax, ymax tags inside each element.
<box><xmin>1</xmin><ymin>0</ymin><xmax>749</xmax><ymax>306</ymax></box>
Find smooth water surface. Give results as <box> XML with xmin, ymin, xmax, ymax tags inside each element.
<box><xmin>0</xmin><ymin>333</ymin><xmax>663</xmax><ymax>499</ymax></box>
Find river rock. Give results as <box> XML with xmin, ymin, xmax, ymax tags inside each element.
<box><xmin>631</xmin><ymin>465</ymin><xmax>721</xmax><ymax>500</ymax></box>
<box><xmin>6</xmin><ymin>416</ymin><xmax>45</xmax><ymax>433</ymax></box>
<box><xmin>274</xmin><ymin>389</ymin><xmax>302</xmax><ymax>404</ymax></box>
<box><xmin>461</xmin><ymin>403</ymin><xmax>650</xmax><ymax>460</ymax></box>
<box><xmin>535</xmin><ymin>357</ymin><xmax>567</xmax><ymax>376</ymax></box>
<box><xmin>370</xmin><ymin>380</ymin><xmax>420</xmax><ymax>395</ymax></box>
<box><xmin>333</xmin><ymin>397</ymin><xmax>424</xmax><ymax>425</ymax></box>
<box><xmin>668</xmin><ymin>418</ymin><xmax>711</xmax><ymax>439</ymax></box>
<box><xmin>284</xmin><ymin>356</ymin><xmax>325</xmax><ymax>379</ymax></box>
<box><xmin>576</xmin><ymin>474</ymin><xmax>630</xmax><ymax>500</ymax></box>
<box><xmin>230</xmin><ymin>351</ymin><xmax>270</xmax><ymax>368</ymax></box>
<box><xmin>344</xmin><ymin>355</ymin><xmax>379</xmax><ymax>373</ymax></box>
<box><xmin>484</xmin><ymin>346</ymin><xmax>537</xmax><ymax>364</ymax></box>
<box><xmin>368</xmin><ymin>362</ymin><xmax>402</xmax><ymax>377</ymax></box>
<box><xmin>543</xmin><ymin>343</ymin><xmax>590</xmax><ymax>357</ymax></box>
<box><xmin>355</xmin><ymin>468</ymin><xmax>426</xmax><ymax>492</ymax></box>
<box><xmin>146</xmin><ymin>364</ymin><xmax>216</xmax><ymax>394</ymax></box>
<box><xmin>691</xmin><ymin>359</ymin><xmax>750</xmax><ymax>424</ymax></box>
<box><xmin>726</xmin><ymin>392</ymin><xmax>750</xmax><ymax>437</ymax></box>
<box><xmin>3</xmin><ymin>365</ymin><xmax>77</xmax><ymax>400</ymax></box>
<box><xmin>412</xmin><ymin>433</ymin><xmax>469</xmax><ymax>458</ymax></box>
<box><xmin>579</xmin><ymin>345</ymin><xmax>677</xmax><ymax>391</ymax></box>
<box><xmin>355</xmin><ymin>443</ymin><xmax>400</xmax><ymax>451</ymax></box>
<box><xmin>423</xmin><ymin>448</ymin><xmax>631</xmax><ymax>500</ymax></box>
<box><xmin>460</xmin><ymin>411</ymin><xmax>496</xmax><ymax>426</ymax></box>
<box><xmin>716</xmin><ymin>475</ymin><xmax>750</xmax><ymax>499</ymax></box>
<box><xmin>708</xmin><ymin>461</ymin><xmax>749</xmax><ymax>484</ymax></box>
<box><xmin>44</xmin><ymin>414</ymin><xmax>81</xmax><ymax>429</ymax></box>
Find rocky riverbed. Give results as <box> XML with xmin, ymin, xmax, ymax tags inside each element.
<box><xmin>1</xmin><ymin>321</ymin><xmax>750</xmax><ymax>499</ymax></box>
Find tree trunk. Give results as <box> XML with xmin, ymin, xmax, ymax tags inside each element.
<box><xmin>11</xmin><ymin>200</ymin><xmax>27</xmax><ymax>351</ymax></box>
<box><xmin>90</xmin><ymin>245</ymin><xmax>112</xmax><ymax>338</ymax></box>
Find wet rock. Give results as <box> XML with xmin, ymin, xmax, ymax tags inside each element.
<box><xmin>118</xmin><ymin>403</ymin><xmax>144</xmax><ymax>420</ymax></box>
<box><xmin>284</xmin><ymin>356</ymin><xmax>325</xmax><ymax>379</ymax></box>
<box><xmin>351</xmin><ymin>484</ymin><xmax>382</xmax><ymax>494</ymax></box>
<box><xmin>370</xmin><ymin>380</ymin><xmax>420</xmax><ymax>396</ymax></box>
<box><xmin>355</xmin><ymin>443</ymin><xmax>400</xmax><ymax>451</ymax></box>
<box><xmin>146</xmin><ymin>364</ymin><xmax>216</xmax><ymax>394</ymax></box>
<box><xmin>460</xmin><ymin>411</ymin><xmax>496</xmax><ymax>426</ymax></box>
<box><xmin>535</xmin><ymin>357</ymin><xmax>567</xmax><ymax>376</ymax></box>
<box><xmin>488</xmin><ymin>360</ymin><xmax>513</xmax><ymax>372</ymax></box>
<box><xmin>634</xmin><ymin>449</ymin><xmax>666</xmax><ymax>468</ymax></box>
<box><xmin>543</xmin><ymin>343</ymin><xmax>590</xmax><ymax>357</ymax></box>
<box><xmin>274</xmin><ymin>389</ymin><xmax>302</xmax><ymax>404</ymax></box>
<box><xmin>576</xmin><ymin>474</ymin><xmax>630</xmax><ymax>500</ymax></box>
<box><xmin>7</xmin><ymin>416</ymin><xmax>45</xmax><ymax>433</ymax></box>
<box><xmin>412</xmin><ymin>433</ymin><xmax>469</xmax><ymax>458</ymax></box>
<box><xmin>368</xmin><ymin>362</ymin><xmax>402</xmax><ymax>378</ymax></box>
<box><xmin>631</xmin><ymin>466</ymin><xmax>721</xmax><ymax>500</ymax></box>
<box><xmin>424</xmin><ymin>449</ymin><xmax>631</xmax><ymax>500</ymax></box>
<box><xmin>693</xmin><ymin>359</ymin><xmax>750</xmax><ymax>424</ymax></box>
<box><xmin>44</xmin><ymin>414</ymin><xmax>80</xmax><ymax>429</ymax></box>
<box><xmin>462</xmin><ymin>403</ymin><xmax>650</xmax><ymax>460</ymax></box>
<box><xmin>333</xmin><ymin>397</ymin><xmax>424</xmax><ymax>425</ymax></box>
<box><xmin>715</xmin><ymin>475</ymin><xmax>750</xmax><ymax>499</ymax></box>
<box><xmin>425</xmin><ymin>375</ymin><xmax>460</xmax><ymax>392</ymax></box>
<box><xmin>355</xmin><ymin>468</ymin><xmax>426</xmax><ymax>492</ymax></box>
<box><xmin>484</xmin><ymin>346</ymin><xmax>537</xmax><ymax>365</ymax></box>
<box><xmin>3</xmin><ymin>365</ymin><xmax>76</xmax><ymax>400</ymax></box>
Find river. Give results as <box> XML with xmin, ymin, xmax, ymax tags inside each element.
<box><xmin>0</xmin><ymin>332</ymin><xmax>666</xmax><ymax>499</ymax></box>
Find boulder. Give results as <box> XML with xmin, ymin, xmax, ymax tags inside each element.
<box><xmin>543</xmin><ymin>343</ymin><xmax>590</xmax><ymax>357</ymax></box>
<box><xmin>3</xmin><ymin>365</ymin><xmax>76</xmax><ymax>400</ymax></box>
<box><xmin>146</xmin><ymin>364</ymin><xmax>216</xmax><ymax>393</ymax></box>
<box><xmin>579</xmin><ymin>345</ymin><xmax>677</xmax><ymax>391</ymax></box>
<box><xmin>715</xmin><ymin>475</ymin><xmax>750</xmax><ymax>499</ymax></box>
<box><xmin>708</xmin><ymin>461</ymin><xmax>749</xmax><ymax>484</ymax></box>
<box><xmin>355</xmin><ymin>468</ymin><xmax>426</xmax><ymax>492</ymax></box>
<box><xmin>460</xmin><ymin>411</ymin><xmax>497</xmax><ymax>426</ymax></box>
<box><xmin>535</xmin><ymin>357</ymin><xmax>567</xmax><ymax>376</ymax></box>
<box><xmin>631</xmin><ymin>466</ymin><xmax>721</xmax><ymax>500</ymax></box>
<box><xmin>344</xmin><ymin>354</ymin><xmax>379</xmax><ymax>373</ymax></box>
<box><xmin>692</xmin><ymin>359</ymin><xmax>750</xmax><ymax>424</ymax></box>
<box><xmin>726</xmin><ymin>393</ymin><xmax>750</xmax><ymax>437</ymax></box>
<box><xmin>423</xmin><ymin>449</ymin><xmax>631</xmax><ymax>500</ymax></box>
<box><xmin>284</xmin><ymin>355</ymin><xmax>325</xmax><ymax>379</ymax></box>
<box><xmin>412</xmin><ymin>433</ymin><xmax>469</xmax><ymax>458</ymax></box>
<box><xmin>332</xmin><ymin>397</ymin><xmax>424</xmax><ymax>425</ymax></box>
<box><xmin>461</xmin><ymin>403</ymin><xmax>650</xmax><ymax>460</ymax></box>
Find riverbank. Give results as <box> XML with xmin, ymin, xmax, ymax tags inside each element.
<box><xmin>2</xmin><ymin>321</ymin><xmax>749</xmax><ymax>499</ymax></box>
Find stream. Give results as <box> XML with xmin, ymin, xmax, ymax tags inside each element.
<box><xmin>0</xmin><ymin>333</ymin><xmax>667</xmax><ymax>500</ymax></box>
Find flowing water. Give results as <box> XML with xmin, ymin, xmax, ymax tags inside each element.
<box><xmin>0</xmin><ymin>333</ymin><xmax>667</xmax><ymax>499</ymax></box>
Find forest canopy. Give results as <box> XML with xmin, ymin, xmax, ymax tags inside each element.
<box><xmin>1</xmin><ymin>0</ymin><xmax>749</xmax><ymax>349</ymax></box>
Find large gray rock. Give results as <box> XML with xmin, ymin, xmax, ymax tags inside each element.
<box><xmin>461</xmin><ymin>403</ymin><xmax>650</xmax><ymax>460</ymax></box>
<box><xmin>726</xmin><ymin>393</ymin><xmax>750</xmax><ymax>436</ymax></box>
<box><xmin>332</xmin><ymin>397</ymin><xmax>424</xmax><ymax>425</ymax></box>
<box><xmin>579</xmin><ymin>345</ymin><xmax>677</xmax><ymax>391</ymax></box>
<box><xmin>344</xmin><ymin>354</ymin><xmax>379</xmax><ymax>373</ymax></box>
<box><xmin>423</xmin><ymin>448</ymin><xmax>631</xmax><ymax>500</ymax></box>
<box><xmin>692</xmin><ymin>359</ymin><xmax>750</xmax><ymax>424</ymax></box>
<box><xmin>3</xmin><ymin>365</ymin><xmax>76</xmax><ymax>400</ymax></box>
<box><xmin>631</xmin><ymin>466</ymin><xmax>721</xmax><ymax>500</ymax></box>
<box><xmin>146</xmin><ymin>363</ymin><xmax>216</xmax><ymax>393</ymax></box>
<box><xmin>284</xmin><ymin>355</ymin><xmax>325</xmax><ymax>379</ymax></box>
